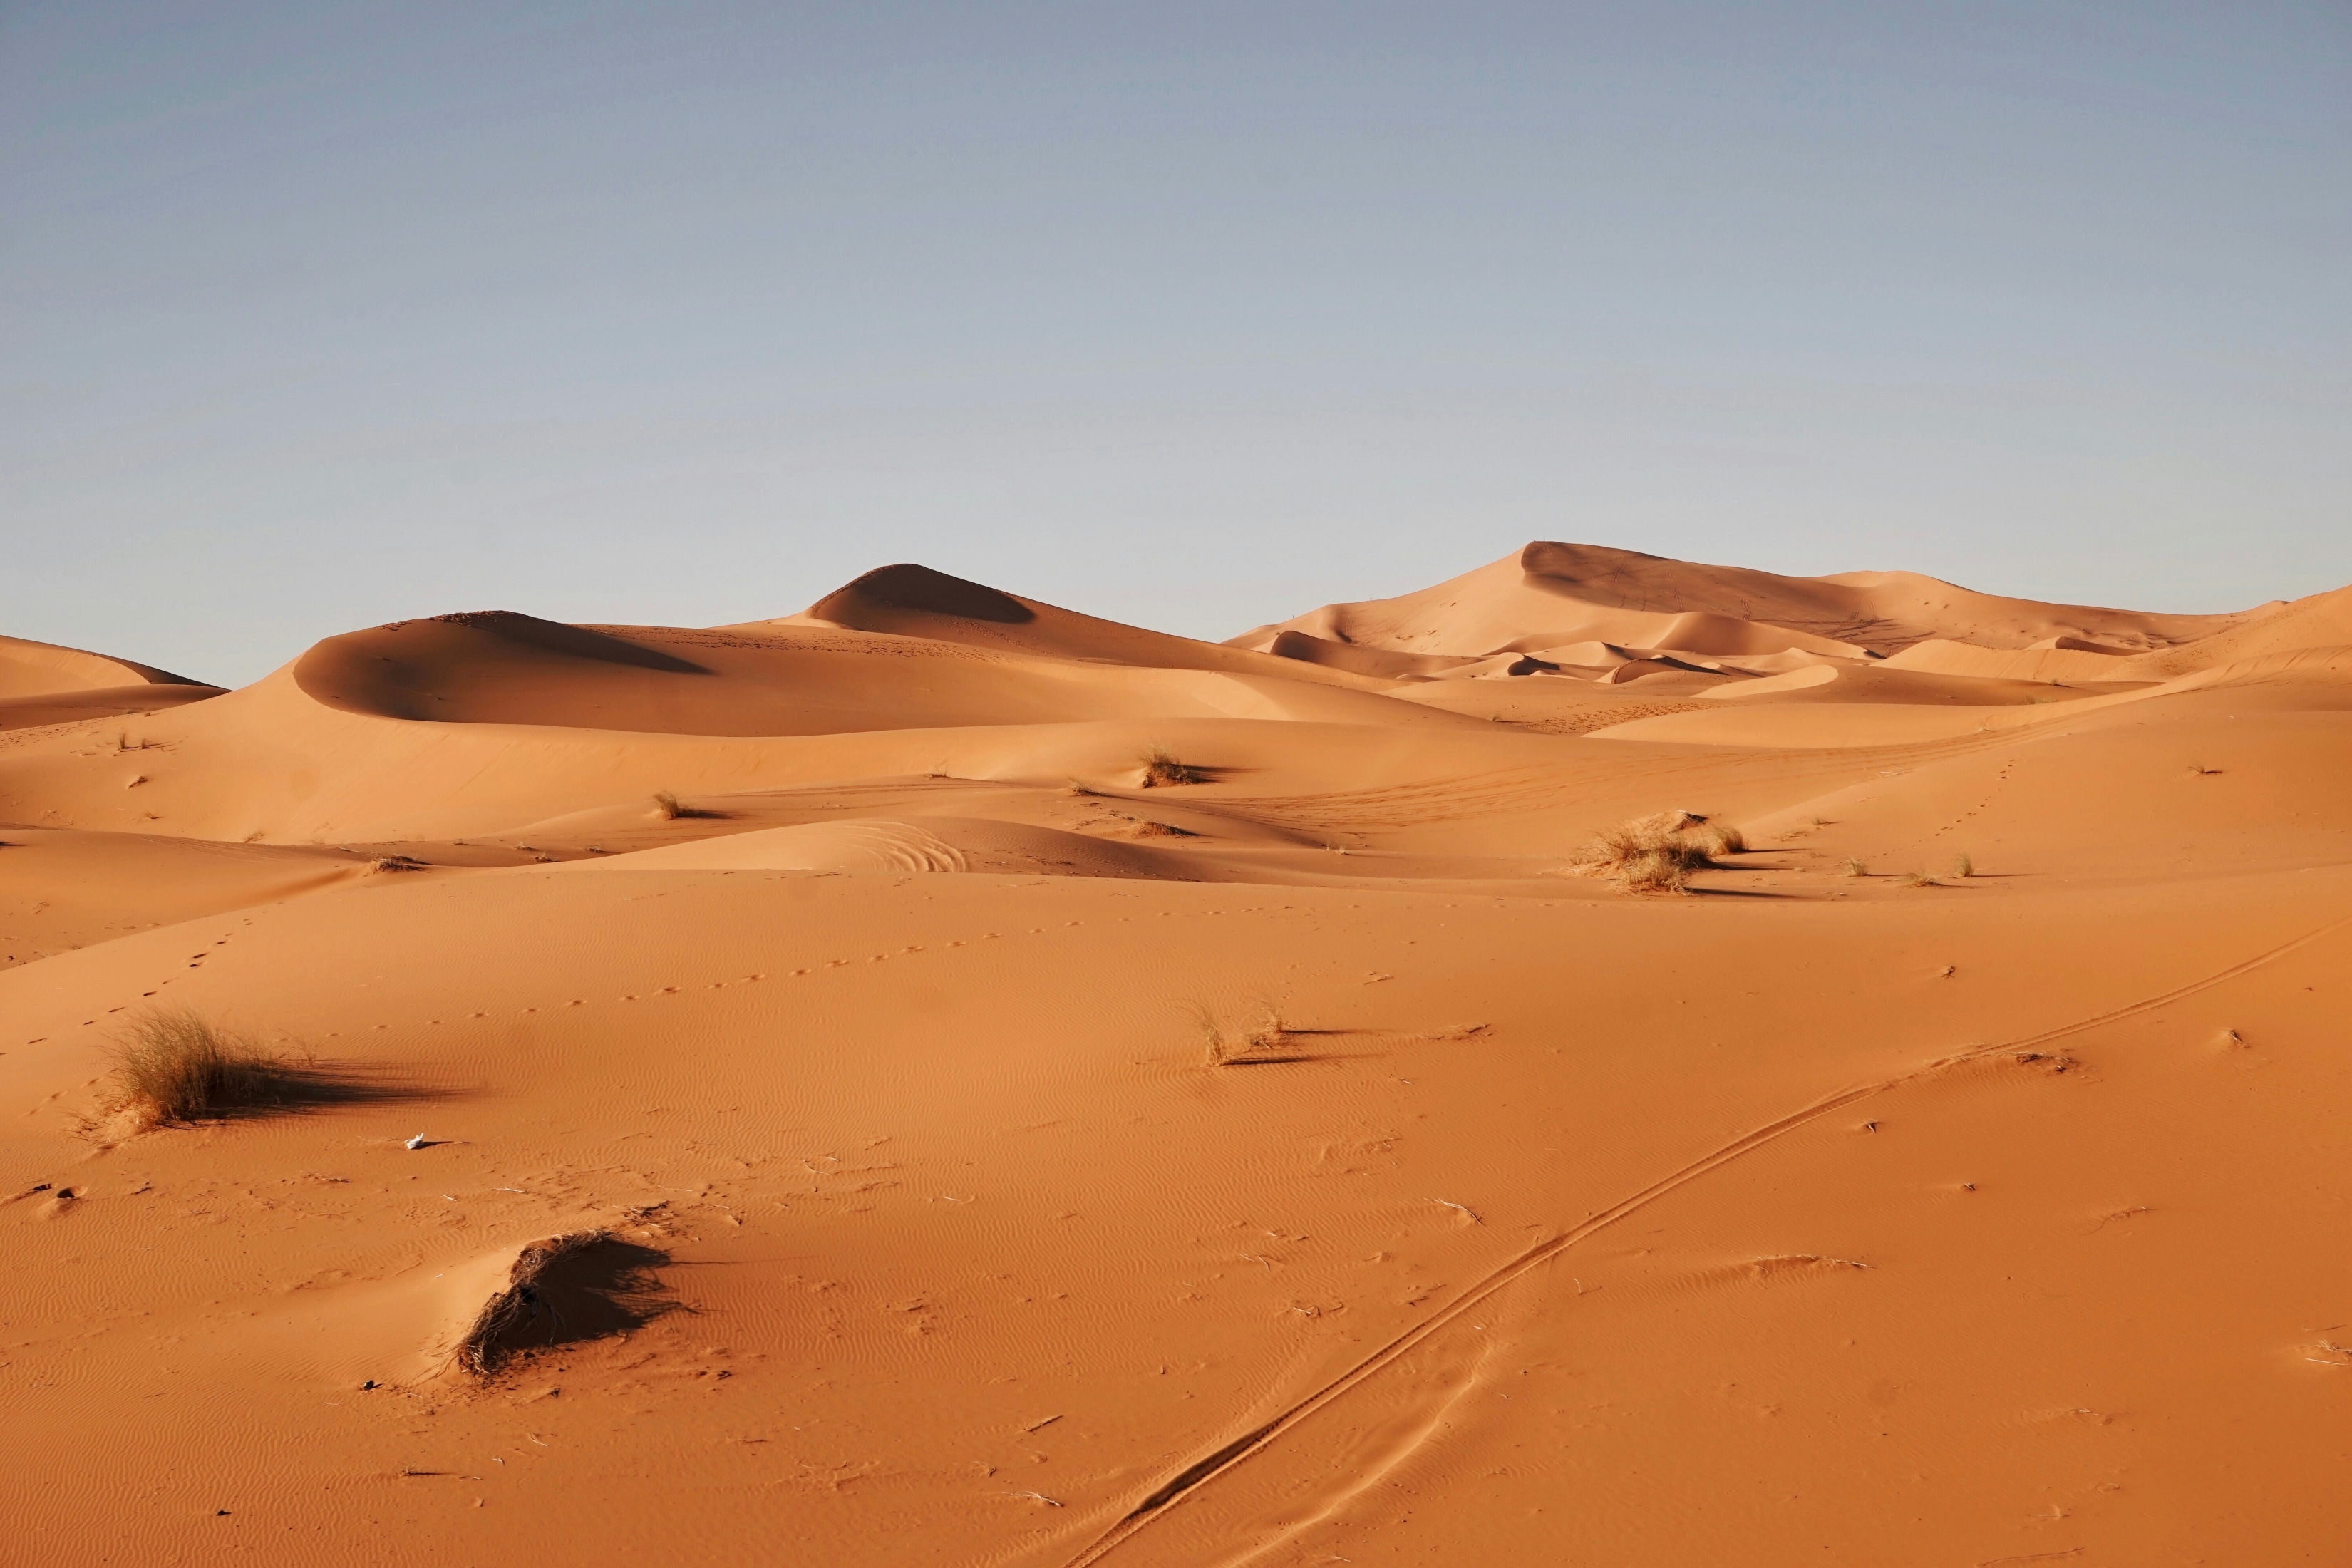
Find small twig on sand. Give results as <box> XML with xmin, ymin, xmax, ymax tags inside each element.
<box><xmin>1430</xmin><ymin>1199</ymin><xmax>1482</xmax><ymax>1224</ymax></box>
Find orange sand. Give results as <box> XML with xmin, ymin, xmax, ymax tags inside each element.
<box><xmin>4</xmin><ymin>545</ymin><xmax>2347</xmax><ymax>1565</ymax></box>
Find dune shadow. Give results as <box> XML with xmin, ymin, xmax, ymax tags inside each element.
<box><xmin>459</xmin><ymin>613</ymin><xmax>713</xmax><ymax>675</ymax></box>
<box><xmin>167</xmin><ymin>1059</ymin><xmax>441</xmax><ymax>1123</ymax></box>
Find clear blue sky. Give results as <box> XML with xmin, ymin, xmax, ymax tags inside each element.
<box><xmin>6</xmin><ymin>1</ymin><xmax>2347</xmax><ymax>684</ymax></box>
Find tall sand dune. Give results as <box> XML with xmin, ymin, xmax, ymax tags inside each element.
<box><xmin>1235</xmin><ymin>540</ymin><xmax>2269</xmax><ymax>661</ymax></box>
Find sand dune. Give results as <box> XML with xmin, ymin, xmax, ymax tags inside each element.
<box><xmin>0</xmin><ymin>631</ymin><xmax>212</xmax><ymax>698</ymax></box>
<box><xmin>0</xmin><ymin>632</ymin><xmax>224</xmax><ymax>733</ymax></box>
<box><xmin>4</xmin><ymin>548</ymin><xmax>2349</xmax><ymax>1566</ymax></box>
<box><xmin>1236</xmin><ymin>540</ymin><xmax>2271</xmax><ymax>664</ymax></box>
<box><xmin>770</xmin><ymin>562</ymin><xmax>1394</xmax><ymax>691</ymax></box>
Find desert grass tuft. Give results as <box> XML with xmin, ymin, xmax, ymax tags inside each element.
<box><xmin>1566</xmin><ymin>811</ymin><xmax>1739</xmax><ymax>894</ymax></box>
<box><xmin>370</xmin><ymin>854</ymin><xmax>425</xmax><ymax>873</ymax></box>
<box><xmin>1902</xmin><ymin>870</ymin><xmax>1943</xmax><ymax>889</ymax></box>
<box><xmin>1187</xmin><ymin>1002</ymin><xmax>1235</xmax><ymax>1066</ymax></box>
<box><xmin>1138</xmin><ymin>744</ymin><xmax>1203</xmax><ymax>788</ymax></box>
<box><xmin>649</xmin><ymin>789</ymin><xmax>720</xmax><ymax>820</ymax></box>
<box><xmin>1951</xmin><ymin>852</ymin><xmax>1974</xmax><ymax>878</ymax></box>
<box><xmin>1244</xmin><ymin>999</ymin><xmax>1291</xmax><ymax>1052</ymax></box>
<box><xmin>1189</xmin><ymin>999</ymin><xmax>1296</xmax><ymax>1065</ymax></box>
<box><xmin>1065</xmin><ymin>778</ymin><xmax>1100</xmax><ymax>797</ymax></box>
<box><xmin>1840</xmin><ymin>857</ymin><xmax>1869</xmax><ymax>878</ymax></box>
<box><xmin>110</xmin><ymin>1009</ymin><xmax>292</xmax><ymax>1125</ymax></box>
<box><xmin>1687</xmin><ymin>819</ymin><xmax>1747</xmax><ymax>856</ymax></box>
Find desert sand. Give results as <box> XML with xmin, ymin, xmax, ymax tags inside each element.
<box><xmin>4</xmin><ymin>542</ymin><xmax>2348</xmax><ymax>1565</ymax></box>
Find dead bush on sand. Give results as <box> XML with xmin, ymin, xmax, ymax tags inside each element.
<box><xmin>1190</xmin><ymin>1000</ymin><xmax>1294</xmax><ymax>1066</ymax></box>
<box><xmin>1564</xmin><ymin>811</ymin><xmax>1742</xmax><ymax>894</ymax></box>
<box><xmin>1187</xmin><ymin>1003</ymin><xmax>1235</xmax><ymax>1066</ymax></box>
<box><xmin>1902</xmin><ymin>870</ymin><xmax>1944</xmax><ymax>889</ymax></box>
<box><xmin>1840</xmin><ymin>857</ymin><xmax>1870</xmax><ymax>878</ymax></box>
<box><xmin>457</xmin><ymin>1230</ymin><xmax>674</xmax><ymax>1376</ymax></box>
<box><xmin>1951</xmin><ymin>852</ymin><xmax>1974</xmax><ymax>878</ymax></box>
<box><xmin>1686</xmin><ymin>819</ymin><xmax>1747</xmax><ymax>856</ymax></box>
<box><xmin>1244</xmin><ymin>999</ymin><xmax>1291</xmax><ymax>1052</ymax></box>
<box><xmin>649</xmin><ymin>790</ymin><xmax>721</xmax><ymax>820</ymax></box>
<box><xmin>1138</xmin><ymin>745</ymin><xmax>1202</xmax><ymax>788</ymax></box>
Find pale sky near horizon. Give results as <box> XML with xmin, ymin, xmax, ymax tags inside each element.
<box><xmin>5</xmin><ymin>1</ymin><xmax>2347</xmax><ymax>686</ymax></box>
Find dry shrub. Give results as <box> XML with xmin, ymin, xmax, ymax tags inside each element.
<box><xmin>1951</xmin><ymin>852</ymin><xmax>1974</xmax><ymax>878</ymax></box>
<box><xmin>1841</xmin><ymin>857</ymin><xmax>1870</xmax><ymax>878</ymax></box>
<box><xmin>1138</xmin><ymin>744</ymin><xmax>1202</xmax><ymax>788</ymax></box>
<box><xmin>1187</xmin><ymin>1003</ymin><xmax>1234</xmax><ymax>1066</ymax></box>
<box><xmin>1567</xmin><ymin>811</ymin><xmax>1740</xmax><ymax>894</ymax></box>
<box><xmin>649</xmin><ymin>789</ymin><xmax>719</xmax><ymax>820</ymax></box>
<box><xmin>455</xmin><ymin>1229</ymin><xmax>671</xmax><ymax>1376</ymax></box>
<box><xmin>1190</xmin><ymin>1000</ymin><xmax>1293</xmax><ymax>1065</ymax></box>
<box><xmin>1132</xmin><ymin>820</ymin><xmax>1195</xmax><ymax>838</ymax></box>
<box><xmin>1902</xmin><ymin>870</ymin><xmax>1943</xmax><ymax>888</ymax></box>
<box><xmin>1688</xmin><ymin>820</ymin><xmax>1747</xmax><ymax>856</ymax></box>
<box><xmin>110</xmin><ymin>1009</ymin><xmax>292</xmax><ymax>1125</ymax></box>
<box><xmin>370</xmin><ymin>854</ymin><xmax>425</xmax><ymax>873</ymax></box>
<box><xmin>1244</xmin><ymin>999</ymin><xmax>1289</xmax><ymax>1052</ymax></box>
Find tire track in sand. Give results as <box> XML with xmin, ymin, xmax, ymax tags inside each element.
<box><xmin>1055</xmin><ymin>911</ymin><xmax>2352</xmax><ymax>1567</ymax></box>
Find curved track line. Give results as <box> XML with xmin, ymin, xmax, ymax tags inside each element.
<box><xmin>1056</xmin><ymin>913</ymin><xmax>2352</xmax><ymax>1567</ymax></box>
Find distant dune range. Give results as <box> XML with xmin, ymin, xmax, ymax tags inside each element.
<box><xmin>4</xmin><ymin>542</ymin><xmax>2348</xmax><ymax>1566</ymax></box>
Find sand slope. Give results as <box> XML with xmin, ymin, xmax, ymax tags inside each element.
<box><xmin>3</xmin><ymin>551</ymin><xmax>2348</xmax><ymax>1567</ymax></box>
<box><xmin>0</xmin><ymin>632</ymin><xmax>224</xmax><ymax>733</ymax></box>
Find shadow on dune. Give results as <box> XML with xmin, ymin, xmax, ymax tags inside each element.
<box><xmin>145</xmin><ymin>1059</ymin><xmax>443</xmax><ymax>1125</ymax></box>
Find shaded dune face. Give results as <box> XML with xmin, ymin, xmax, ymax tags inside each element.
<box><xmin>4</xmin><ymin>545</ymin><xmax>2352</xmax><ymax>1568</ymax></box>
